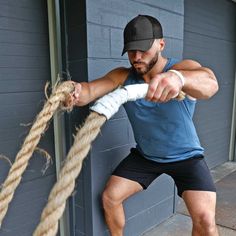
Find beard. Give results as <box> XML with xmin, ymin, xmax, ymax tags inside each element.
<box><xmin>131</xmin><ymin>51</ymin><xmax>159</xmax><ymax>76</ymax></box>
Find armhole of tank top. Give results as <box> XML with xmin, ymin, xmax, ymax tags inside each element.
<box><xmin>185</xmin><ymin>96</ymin><xmax>197</xmax><ymax>103</ymax></box>
<box><xmin>123</xmin><ymin>70</ymin><xmax>133</xmax><ymax>86</ymax></box>
<box><xmin>164</xmin><ymin>58</ymin><xmax>180</xmax><ymax>72</ymax></box>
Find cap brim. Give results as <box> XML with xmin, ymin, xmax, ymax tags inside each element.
<box><xmin>121</xmin><ymin>39</ymin><xmax>154</xmax><ymax>56</ymax></box>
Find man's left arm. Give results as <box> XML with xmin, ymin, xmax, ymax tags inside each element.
<box><xmin>171</xmin><ymin>59</ymin><xmax>219</xmax><ymax>99</ymax></box>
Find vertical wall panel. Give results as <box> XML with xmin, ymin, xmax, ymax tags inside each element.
<box><xmin>183</xmin><ymin>0</ymin><xmax>236</xmax><ymax>168</ymax></box>
<box><xmin>65</xmin><ymin>1</ymin><xmax>92</xmax><ymax>235</ymax></box>
<box><xmin>0</xmin><ymin>1</ymin><xmax>56</xmax><ymax>235</ymax></box>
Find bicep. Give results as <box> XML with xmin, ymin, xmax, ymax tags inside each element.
<box><xmin>89</xmin><ymin>67</ymin><xmax>129</xmax><ymax>98</ymax></box>
<box><xmin>171</xmin><ymin>59</ymin><xmax>202</xmax><ymax>70</ymax></box>
<box><xmin>172</xmin><ymin>59</ymin><xmax>217</xmax><ymax>82</ymax></box>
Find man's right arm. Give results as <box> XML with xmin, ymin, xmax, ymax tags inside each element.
<box><xmin>72</xmin><ymin>67</ymin><xmax>130</xmax><ymax>106</ymax></box>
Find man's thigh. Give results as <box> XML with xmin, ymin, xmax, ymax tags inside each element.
<box><xmin>112</xmin><ymin>148</ymin><xmax>161</xmax><ymax>190</ymax></box>
<box><xmin>167</xmin><ymin>156</ymin><xmax>216</xmax><ymax>197</ymax></box>
<box><xmin>103</xmin><ymin>175</ymin><xmax>143</xmax><ymax>203</ymax></box>
<box><xmin>182</xmin><ymin>190</ymin><xmax>217</xmax><ymax>218</ymax></box>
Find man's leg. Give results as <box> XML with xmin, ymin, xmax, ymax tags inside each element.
<box><xmin>102</xmin><ymin>175</ymin><xmax>143</xmax><ymax>236</ymax></box>
<box><xmin>182</xmin><ymin>190</ymin><xmax>219</xmax><ymax>236</ymax></box>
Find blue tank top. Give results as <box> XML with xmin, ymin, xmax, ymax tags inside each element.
<box><xmin>123</xmin><ymin>58</ymin><xmax>204</xmax><ymax>163</ymax></box>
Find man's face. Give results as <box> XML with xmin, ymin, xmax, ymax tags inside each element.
<box><xmin>127</xmin><ymin>40</ymin><xmax>162</xmax><ymax>75</ymax></box>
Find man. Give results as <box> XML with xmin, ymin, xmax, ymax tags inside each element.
<box><xmin>69</xmin><ymin>15</ymin><xmax>219</xmax><ymax>236</ymax></box>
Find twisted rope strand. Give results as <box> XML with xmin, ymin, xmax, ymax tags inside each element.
<box><xmin>33</xmin><ymin>112</ymin><xmax>106</xmax><ymax>236</ymax></box>
<box><xmin>0</xmin><ymin>82</ymin><xmax>75</xmax><ymax>227</ymax></box>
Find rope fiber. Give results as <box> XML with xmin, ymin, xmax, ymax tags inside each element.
<box><xmin>0</xmin><ymin>82</ymin><xmax>75</xmax><ymax>228</ymax></box>
<box><xmin>33</xmin><ymin>112</ymin><xmax>106</xmax><ymax>236</ymax></box>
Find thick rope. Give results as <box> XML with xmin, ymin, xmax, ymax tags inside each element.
<box><xmin>33</xmin><ymin>112</ymin><xmax>106</xmax><ymax>236</ymax></box>
<box><xmin>0</xmin><ymin>82</ymin><xmax>75</xmax><ymax>227</ymax></box>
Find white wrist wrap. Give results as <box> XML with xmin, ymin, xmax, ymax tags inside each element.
<box><xmin>169</xmin><ymin>69</ymin><xmax>185</xmax><ymax>87</ymax></box>
<box><xmin>90</xmin><ymin>84</ymin><xmax>149</xmax><ymax>119</ymax></box>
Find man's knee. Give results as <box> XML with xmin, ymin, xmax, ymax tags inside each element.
<box><xmin>192</xmin><ymin>211</ymin><xmax>217</xmax><ymax>233</ymax></box>
<box><xmin>102</xmin><ymin>187</ymin><xmax>124</xmax><ymax>210</ymax></box>
<box><xmin>102</xmin><ymin>176</ymin><xmax>143</xmax><ymax>210</ymax></box>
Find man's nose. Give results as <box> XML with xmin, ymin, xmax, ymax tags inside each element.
<box><xmin>131</xmin><ymin>50</ymin><xmax>143</xmax><ymax>61</ymax></box>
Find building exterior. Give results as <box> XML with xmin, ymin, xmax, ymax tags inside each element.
<box><xmin>0</xmin><ymin>0</ymin><xmax>235</xmax><ymax>235</ymax></box>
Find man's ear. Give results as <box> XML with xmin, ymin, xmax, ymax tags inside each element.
<box><xmin>159</xmin><ymin>38</ymin><xmax>165</xmax><ymax>51</ymax></box>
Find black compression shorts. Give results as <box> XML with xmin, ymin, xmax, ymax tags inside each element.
<box><xmin>112</xmin><ymin>148</ymin><xmax>216</xmax><ymax>197</ymax></box>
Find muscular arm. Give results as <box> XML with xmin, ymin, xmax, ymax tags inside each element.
<box><xmin>147</xmin><ymin>59</ymin><xmax>219</xmax><ymax>102</ymax></box>
<box><xmin>73</xmin><ymin>67</ymin><xmax>129</xmax><ymax>106</ymax></box>
<box><xmin>171</xmin><ymin>60</ymin><xmax>219</xmax><ymax>99</ymax></box>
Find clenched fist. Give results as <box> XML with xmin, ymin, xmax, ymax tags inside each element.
<box><xmin>146</xmin><ymin>70</ymin><xmax>184</xmax><ymax>102</ymax></box>
<box><xmin>63</xmin><ymin>81</ymin><xmax>82</xmax><ymax>107</ymax></box>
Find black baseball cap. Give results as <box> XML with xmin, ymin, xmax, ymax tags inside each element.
<box><xmin>122</xmin><ymin>15</ymin><xmax>163</xmax><ymax>56</ymax></box>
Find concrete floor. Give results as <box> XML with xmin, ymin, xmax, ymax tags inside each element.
<box><xmin>143</xmin><ymin>162</ymin><xmax>236</xmax><ymax>236</ymax></box>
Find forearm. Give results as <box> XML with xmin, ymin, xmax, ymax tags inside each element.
<box><xmin>178</xmin><ymin>68</ymin><xmax>219</xmax><ymax>99</ymax></box>
<box><xmin>75</xmin><ymin>80</ymin><xmax>116</xmax><ymax>106</ymax></box>
<box><xmin>74</xmin><ymin>74</ymin><xmax>126</xmax><ymax>106</ymax></box>
<box><xmin>74</xmin><ymin>67</ymin><xmax>129</xmax><ymax>106</ymax></box>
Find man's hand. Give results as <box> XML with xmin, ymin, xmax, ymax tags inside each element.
<box><xmin>146</xmin><ymin>71</ymin><xmax>183</xmax><ymax>102</ymax></box>
<box><xmin>63</xmin><ymin>81</ymin><xmax>82</xmax><ymax>107</ymax></box>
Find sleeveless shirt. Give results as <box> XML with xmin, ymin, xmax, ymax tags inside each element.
<box><xmin>123</xmin><ymin>58</ymin><xmax>204</xmax><ymax>163</ymax></box>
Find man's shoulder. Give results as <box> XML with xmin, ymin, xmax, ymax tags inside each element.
<box><xmin>170</xmin><ymin>59</ymin><xmax>201</xmax><ymax>70</ymax></box>
<box><xmin>111</xmin><ymin>67</ymin><xmax>131</xmax><ymax>74</ymax></box>
<box><xmin>106</xmin><ymin>67</ymin><xmax>131</xmax><ymax>85</ymax></box>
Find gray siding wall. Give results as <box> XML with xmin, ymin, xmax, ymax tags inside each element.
<box><xmin>65</xmin><ymin>1</ymin><xmax>91</xmax><ymax>236</ymax></box>
<box><xmin>0</xmin><ymin>1</ymin><xmax>56</xmax><ymax>235</ymax></box>
<box><xmin>183</xmin><ymin>0</ymin><xmax>236</xmax><ymax>168</ymax></box>
<box><xmin>66</xmin><ymin>1</ymin><xmax>184</xmax><ymax>235</ymax></box>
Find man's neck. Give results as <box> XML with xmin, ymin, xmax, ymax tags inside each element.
<box><xmin>142</xmin><ymin>56</ymin><xmax>167</xmax><ymax>83</ymax></box>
